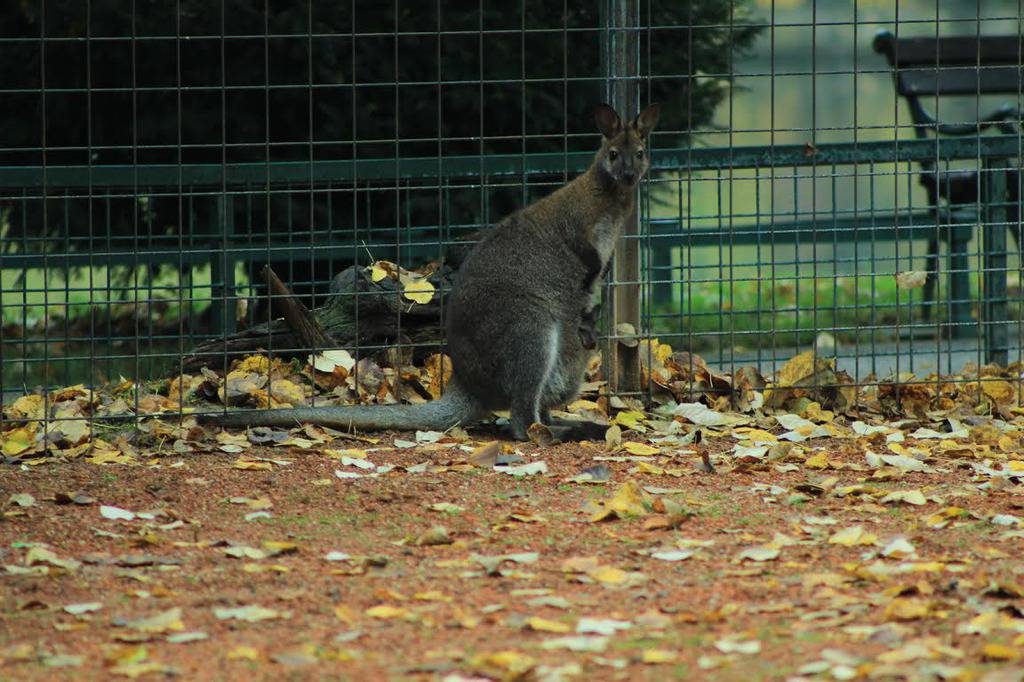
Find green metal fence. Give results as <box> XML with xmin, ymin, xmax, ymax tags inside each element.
<box><xmin>1</xmin><ymin>1</ymin><xmax>1022</xmax><ymax>415</ymax></box>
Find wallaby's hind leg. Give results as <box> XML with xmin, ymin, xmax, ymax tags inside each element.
<box><xmin>508</xmin><ymin>324</ymin><xmax>562</xmax><ymax>440</ymax></box>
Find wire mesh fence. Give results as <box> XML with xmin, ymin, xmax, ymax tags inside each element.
<box><xmin>1</xmin><ymin>1</ymin><xmax>1022</xmax><ymax>449</ymax></box>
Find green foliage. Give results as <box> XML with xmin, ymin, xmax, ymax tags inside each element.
<box><xmin>1</xmin><ymin>0</ymin><xmax>761</xmax><ymax>232</ymax></box>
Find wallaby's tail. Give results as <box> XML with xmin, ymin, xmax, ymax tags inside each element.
<box><xmin>201</xmin><ymin>381</ymin><xmax>484</xmax><ymax>433</ymax></box>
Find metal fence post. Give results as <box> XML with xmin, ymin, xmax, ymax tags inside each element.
<box><xmin>211</xmin><ymin>194</ymin><xmax>237</xmax><ymax>337</ymax></box>
<box><xmin>602</xmin><ymin>0</ymin><xmax>641</xmax><ymax>394</ymax></box>
<box><xmin>982</xmin><ymin>159</ymin><xmax>1010</xmax><ymax>366</ymax></box>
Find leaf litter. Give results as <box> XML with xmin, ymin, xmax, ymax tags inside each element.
<box><xmin>3</xmin><ymin>345</ymin><xmax>1024</xmax><ymax>678</ymax></box>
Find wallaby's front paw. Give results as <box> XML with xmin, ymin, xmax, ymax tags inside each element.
<box><xmin>578</xmin><ymin>327</ymin><xmax>598</xmax><ymax>350</ymax></box>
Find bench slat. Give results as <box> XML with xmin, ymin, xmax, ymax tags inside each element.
<box><xmin>897</xmin><ymin>65</ymin><xmax>1022</xmax><ymax>96</ymax></box>
<box><xmin>874</xmin><ymin>32</ymin><xmax>1022</xmax><ymax>68</ymax></box>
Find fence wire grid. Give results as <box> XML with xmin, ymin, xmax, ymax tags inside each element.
<box><xmin>1</xmin><ymin>0</ymin><xmax>1023</xmax><ymax>437</ymax></box>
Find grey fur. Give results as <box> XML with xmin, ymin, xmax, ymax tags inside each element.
<box><xmin>206</xmin><ymin>103</ymin><xmax>661</xmax><ymax>440</ymax></box>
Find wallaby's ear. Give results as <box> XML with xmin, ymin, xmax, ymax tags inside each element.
<box><xmin>594</xmin><ymin>103</ymin><xmax>621</xmax><ymax>139</ymax></box>
<box><xmin>632</xmin><ymin>102</ymin><xmax>661</xmax><ymax>138</ymax></box>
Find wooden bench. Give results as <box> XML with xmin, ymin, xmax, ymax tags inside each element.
<box><xmin>873</xmin><ymin>30</ymin><xmax>1021</xmax><ymax>344</ymax></box>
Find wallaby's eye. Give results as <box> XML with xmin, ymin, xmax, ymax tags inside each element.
<box><xmin>635</xmin><ymin>149</ymin><xmax>644</xmax><ymax>159</ymax></box>
<box><xmin>608</xmin><ymin>149</ymin><xmax>619</xmax><ymax>161</ymax></box>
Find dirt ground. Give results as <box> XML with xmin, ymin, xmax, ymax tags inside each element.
<box><xmin>3</xmin><ymin>424</ymin><xmax>1024</xmax><ymax>681</ymax></box>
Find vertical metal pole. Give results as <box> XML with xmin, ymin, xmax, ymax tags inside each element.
<box><xmin>603</xmin><ymin>0</ymin><xmax>641</xmax><ymax>394</ymax></box>
<box><xmin>983</xmin><ymin>159</ymin><xmax>1009</xmax><ymax>366</ymax></box>
<box><xmin>211</xmin><ymin>194</ymin><xmax>237</xmax><ymax>336</ymax></box>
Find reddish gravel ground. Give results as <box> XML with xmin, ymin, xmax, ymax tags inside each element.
<box><xmin>2</xmin><ymin>431</ymin><xmax>1024</xmax><ymax>681</ymax></box>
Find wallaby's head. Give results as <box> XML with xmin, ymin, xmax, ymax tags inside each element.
<box><xmin>594</xmin><ymin>103</ymin><xmax>661</xmax><ymax>187</ymax></box>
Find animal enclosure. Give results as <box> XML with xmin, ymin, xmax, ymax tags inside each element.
<box><xmin>1</xmin><ymin>1</ymin><xmax>1023</xmax><ymax>425</ymax></box>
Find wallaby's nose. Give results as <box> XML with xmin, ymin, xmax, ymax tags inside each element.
<box><xmin>622</xmin><ymin>170</ymin><xmax>637</xmax><ymax>184</ymax></box>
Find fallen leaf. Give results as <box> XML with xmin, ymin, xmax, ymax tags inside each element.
<box><xmin>415</xmin><ymin>525</ymin><xmax>453</xmax><ymax>546</ymax></box>
<box><xmin>879</xmin><ymin>490</ymin><xmax>927</xmax><ymax>506</ymax></box>
<box><xmin>309</xmin><ymin>349</ymin><xmax>356</xmax><ymax>374</ymax></box>
<box><xmin>641</xmin><ymin>649</ymin><xmax>678</xmax><ymax>664</ymax></box>
<box><xmin>469</xmin><ymin>441</ymin><xmax>502</xmax><ymax>467</ymax></box>
<box><xmin>576</xmin><ymin>618</ymin><xmax>632</xmax><ymax>635</ymax></box>
<box><xmin>540</xmin><ymin>636</ymin><xmax>609</xmax><ymax>653</ymax></box>
<box><xmin>8</xmin><ymin>493</ymin><xmax>35</xmax><ymax>507</ymax></box>
<box><xmin>896</xmin><ymin>271</ymin><xmax>928</xmax><ymax>290</ymax></box>
<box><xmin>63</xmin><ymin>602</ymin><xmax>103</xmax><ymax>615</ymax></box>
<box><xmin>469</xmin><ymin>651</ymin><xmax>535</xmax><ymax>680</ymax></box>
<box><xmin>403</xmin><ymin>279</ymin><xmax>435</xmax><ymax>305</ymax></box>
<box><xmin>622</xmin><ymin>442</ymin><xmax>660</xmax><ymax>456</ymax></box>
<box><xmin>226</xmin><ymin>646</ymin><xmax>261</xmax><ymax>661</ymax></box>
<box><xmin>829</xmin><ymin>526</ymin><xmax>880</xmax><ymax>547</ymax></box>
<box><xmin>714</xmin><ymin>638</ymin><xmax>762</xmax><ymax>655</ymax></box>
<box><xmin>884</xmin><ymin>598</ymin><xmax>931</xmax><ymax>621</ymax></box>
<box><xmin>525</xmin><ymin>617</ymin><xmax>571</xmax><ymax>634</ymax></box>
<box><xmin>121</xmin><ymin>607</ymin><xmax>184</xmax><ymax>633</ymax></box>
<box><xmin>737</xmin><ymin>546</ymin><xmax>780</xmax><ymax>562</ymax></box>
<box><xmin>213</xmin><ymin>605</ymin><xmax>287</xmax><ymax>622</ymax></box>
<box><xmin>499</xmin><ymin>461</ymin><xmax>548</xmax><ymax>477</ymax></box>
<box><xmin>590</xmin><ymin>479</ymin><xmax>651</xmax><ymax>522</ymax></box>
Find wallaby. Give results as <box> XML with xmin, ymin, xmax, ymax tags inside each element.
<box><xmin>207</xmin><ymin>102</ymin><xmax>661</xmax><ymax>440</ymax></box>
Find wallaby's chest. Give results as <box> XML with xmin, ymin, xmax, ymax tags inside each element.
<box><xmin>592</xmin><ymin>214</ymin><xmax>623</xmax><ymax>265</ymax></box>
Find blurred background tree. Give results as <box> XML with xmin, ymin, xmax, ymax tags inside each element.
<box><xmin>1</xmin><ymin>1</ymin><xmax>759</xmax><ymax>316</ymax></box>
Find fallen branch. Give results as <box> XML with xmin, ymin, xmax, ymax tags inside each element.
<box><xmin>181</xmin><ymin>262</ymin><xmax>455</xmax><ymax>373</ymax></box>
<box><xmin>263</xmin><ymin>265</ymin><xmax>335</xmax><ymax>351</ymax></box>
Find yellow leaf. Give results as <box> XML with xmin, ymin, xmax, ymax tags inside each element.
<box><xmin>403</xmin><ymin>279</ymin><xmax>435</xmax><ymax>305</ymax></box>
<box><xmin>924</xmin><ymin>507</ymin><xmax>971</xmax><ymax>529</ymax></box>
<box><xmin>829</xmin><ymin>525</ymin><xmax>879</xmax><ymax>547</ymax></box>
<box><xmin>879</xmin><ymin>489</ymin><xmax>927</xmax><ymax>506</ymax></box>
<box><xmin>590</xmin><ymin>479</ymin><xmax>650</xmax><ymax>522</ymax></box>
<box><xmin>105</xmin><ymin>645</ymin><xmax>149</xmax><ymax>667</ymax></box>
<box><xmin>981</xmin><ymin>643</ymin><xmax>1021</xmax><ymax>661</ymax></box>
<box><xmin>8</xmin><ymin>395</ymin><xmax>45</xmax><ymax>420</ymax></box>
<box><xmin>998</xmin><ymin>436</ymin><xmax>1019</xmax><ymax>452</ymax></box>
<box><xmin>226</xmin><ymin>646</ymin><xmax>260</xmax><ymax>661</ymax></box>
<box><xmin>804</xmin><ymin>452</ymin><xmax>830</xmax><ymax>469</ymax></box>
<box><xmin>267</xmin><ymin>379</ymin><xmax>307</xmax><ymax>407</ymax></box>
<box><xmin>733</xmin><ymin>428</ymin><xmax>778</xmax><ymax>442</ymax></box>
<box><xmin>87</xmin><ymin>445</ymin><xmax>133</xmax><ymax>465</ymax></box>
<box><xmin>234</xmin><ymin>355</ymin><xmax>271</xmax><ymax>374</ymax></box>
<box><xmin>884</xmin><ymin>598</ymin><xmax>930</xmax><ymax>621</ymax></box>
<box><xmin>333</xmin><ymin>605</ymin><xmax>357</xmax><ymax>624</ymax></box>
<box><xmin>124</xmin><ymin>607</ymin><xmax>184</xmax><ymax>633</ymax></box>
<box><xmin>365</xmin><ymin>605</ymin><xmax>409</xmax><ymax>620</ymax></box>
<box><xmin>588</xmin><ymin>566</ymin><xmax>628</xmax><ymax>585</ymax></box>
<box><xmin>413</xmin><ymin>591</ymin><xmax>452</xmax><ymax>602</ymax></box>
<box><xmin>1</xmin><ymin>428</ymin><xmax>37</xmax><ymax>457</ymax></box>
<box><xmin>370</xmin><ymin>264</ymin><xmax>389</xmax><ymax>282</ymax></box>
<box><xmin>232</xmin><ymin>459</ymin><xmax>273</xmax><ymax>471</ymax></box>
<box><xmin>622</xmin><ymin>442</ymin><xmax>659</xmax><ymax>456</ymax></box>
<box><xmin>896</xmin><ymin>270</ymin><xmax>928</xmax><ymax>290</ymax></box>
<box><xmin>261</xmin><ymin>541</ymin><xmax>299</xmax><ymax>556</ymax></box>
<box><xmin>567</xmin><ymin>399</ymin><xmax>601</xmax><ymax>412</ymax></box>
<box><xmin>525</xmin><ymin>617</ymin><xmax>570</xmax><ymax>633</ymax></box>
<box><xmin>613</xmin><ymin>410</ymin><xmax>647</xmax><ymax>432</ymax></box>
<box><xmin>764</xmin><ymin>350</ymin><xmax>836</xmax><ymax>408</ymax></box>
<box><xmin>469</xmin><ymin>651</ymin><xmax>535</xmax><ymax>679</ymax></box>
<box><xmin>982</xmin><ymin>380</ymin><xmax>1015</xmax><ymax>405</ymax></box>
<box><xmin>323</xmin><ymin>448</ymin><xmax>368</xmax><ymax>459</ymax></box>
<box><xmin>961</xmin><ymin>611</ymin><xmax>1021</xmax><ymax>635</ymax></box>
<box><xmin>802</xmin><ymin>402</ymin><xmax>834</xmax><ymax>423</ymax></box>
<box><xmin>641</xmin><ymin>649</ymin><xmax>678</xmax><ymax>664</ymax></box>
